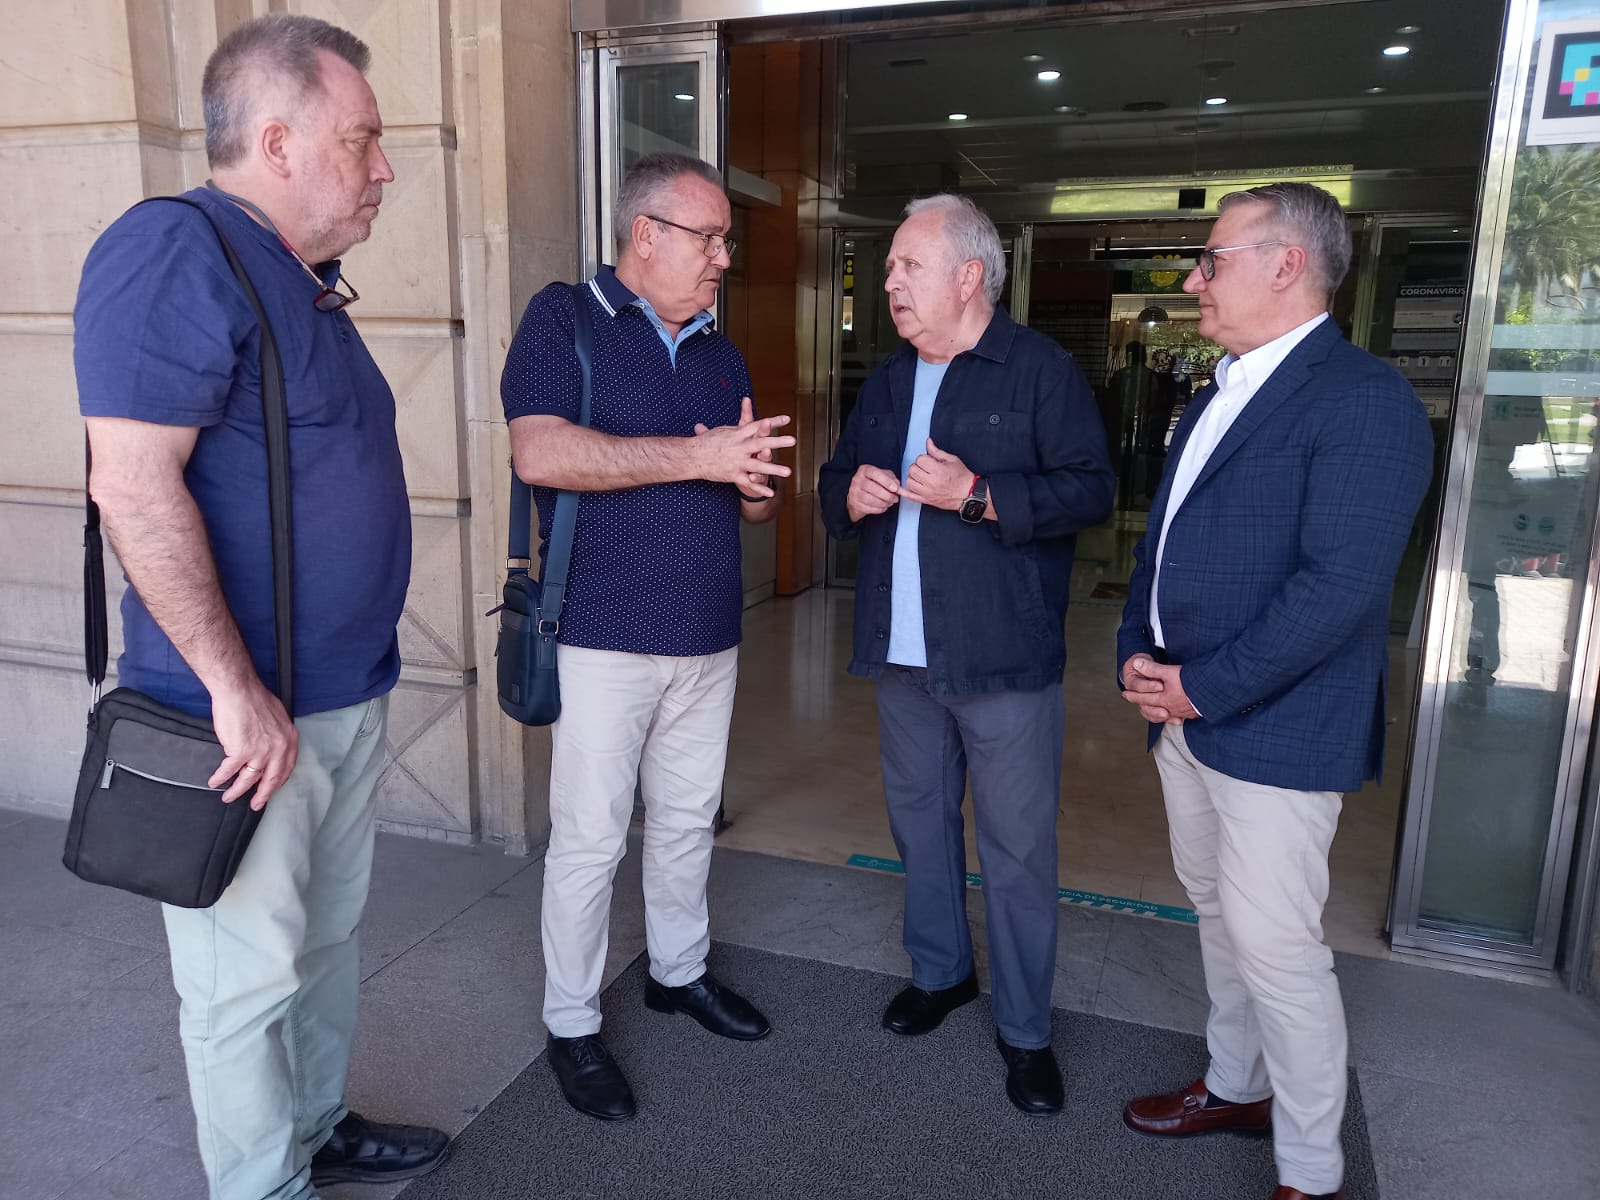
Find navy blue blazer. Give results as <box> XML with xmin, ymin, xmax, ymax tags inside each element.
<box><xmin>1115</xmin><ymin>319</ymin><xmax>1433</xmax><ymax>793</ymax></box>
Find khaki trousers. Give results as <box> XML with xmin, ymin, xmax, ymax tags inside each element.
<box><xmin>540</xmin><ymin>644</ymin><xmax>738</xmax><ymax>1037</ymax></box>
<box><xmin>1154</xmin><ymin>723</ymin><xmax>1348</xmax><ymax>1196</ymax></box>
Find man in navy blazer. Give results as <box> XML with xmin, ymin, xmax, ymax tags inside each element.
<box><xmin>1115</xmin><ymin>183</ymin><xmax>1432</xmax><ymax>1200</ymax></box>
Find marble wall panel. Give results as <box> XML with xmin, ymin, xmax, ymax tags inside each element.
<box><xmin>0</xmin><ymin>661</ymin><xmax>91</xmax><ymax>815</ymax></box>
<box><xmin>294</xmin><ymin>0</ymin><xmax>449</xmax><ymax>128</ymax></box>
<box><xmin>399</xmin><ymin>510</ymin><xmax>467</xmax><ymax>675</ymax></box>
<box><xmin>340</xmin><ymin>141</ymin><xmax>457</xmax><ymax>321</ymax></box>
<box><xmin>0</xmin><ymin>330</ymin><xmax>84</xmax><ymax>491</ymax></box>
<box><xmin>378</xmin><ymin>680</ymin><xmax>472</xmax><ymax>834</ymax></box>
<box><xmin>362</xmin><ymin>329</ymin><xmax>464</xmax><ymax>500</ymax></box>
<box><xmin>0</xmin><ymin>0</ymin><xmax>138</xmax><ymax>128</ymax></box>
<box><xmin>0</xmin><ymin>138</ymin><xmax>147</xmax><ymax>315</ymax></box>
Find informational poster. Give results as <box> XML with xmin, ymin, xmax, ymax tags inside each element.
<box><xmin>1527</xmin><ymin>18</ymin><xmax>1600</xmax><ymax>146</ymax></box>
<box><xmin>1389</xmin><ymin>283</ymin><xmax>1464</xmax><ymax>418</ymax></box>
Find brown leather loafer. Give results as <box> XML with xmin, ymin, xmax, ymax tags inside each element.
<box><xmin>1272</xmin><ymin>1188</ymin><xmax>1340</xmax><ymax>1199</ymax></box>
<box><xmin>1122</xmin><ymin>1077</ymin><xmax>1272</xmax><ymax>1137</ymax></box>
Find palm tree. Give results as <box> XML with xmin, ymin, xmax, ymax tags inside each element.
<box><xmin>1502</xmin><ymin>145</ymin><xmax>1600</xmax><ymax>316</ymax></box>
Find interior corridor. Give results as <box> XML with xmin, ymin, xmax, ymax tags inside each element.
<box><xmin>723</xmin><ymin>548</ymin><xmax>1415</xmax><ymax>962</ymax></box>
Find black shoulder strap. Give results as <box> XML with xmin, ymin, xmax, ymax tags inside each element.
<box><xmin>507</xmin><ymin>282</ymin><xmax>594</xmax><ymax>634</ymax></box>
<box><xmin>83</xmin><ymin>196</ymin><xmax>295</xmax><ymax>714</ymax></box>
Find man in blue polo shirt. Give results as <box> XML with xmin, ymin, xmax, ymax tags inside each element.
<box><xmin>75</xmin><ymin>15</ymin><xmax>445</xmax><ymax>1198</ymax></box>
<box><xmin>502</xmin><ymin>152</ymin><xmax>794</xmax><ymax>1122</ymax></box>
<box><xmin>819</xmin><ymin>194</ymin><xmax>1114</xmax><ymax>1116</ymax></box>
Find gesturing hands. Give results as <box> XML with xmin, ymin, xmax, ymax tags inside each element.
<box><xmin>848</xmin><ymin>438</ymin><xmax>979</xmax><ymax>524</ymax></box>
<box><xmin>1119</xmin><ymin>655</ymin><xmax>1199</xmax><ymax>726</ymax></box>
<box><xmin>693</xmin><ymin>397</ymin><xmax>793</xmax><ymax>500</ymax></box>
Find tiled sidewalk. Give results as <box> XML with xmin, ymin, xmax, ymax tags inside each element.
<box><xmin>2</xmin><ymin>806</ymin><xmax>1597</xmax><ymax>1199</ymax></box>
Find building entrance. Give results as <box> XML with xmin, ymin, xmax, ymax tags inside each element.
<box><xmin>575</xmin><ymin>0</ymin><xmax>1600</xmax><ymax>985</ymax></box>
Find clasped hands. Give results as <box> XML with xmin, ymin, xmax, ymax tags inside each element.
<box><xmin>846</xmin><ymin>439</ymin><xmax>972</xmax><ymax>523</ymax></box>
<box><xmin>1120</xmin><ymin>655</ymin><xmax>1199</xmax><ymax>726</ymax></box>
<box><xmin>693</xmin><ymin>396</ymin><xmax>794</xmax><ymax>500</ymax></box>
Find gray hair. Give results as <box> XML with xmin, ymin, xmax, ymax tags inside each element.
<box><xmin>902</xmin><ymin>193</ymin><xmax>1007</xmax><ymax>306</ymax></box>
<box><xmin>202</xmin><ymin>14</ymin><xmax>372</xmax><ymax>169</ymax></box>
<box><xmin>614</xmin><ymin>153</ymin><xmax>726</xmax><ymax>249</ymax></box>
<box><xmin>1217</xmin><ymin>182</ymin><xmax>1352</xmax><ymax>298</ymax></box>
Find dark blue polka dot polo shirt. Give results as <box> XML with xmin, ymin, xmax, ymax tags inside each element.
<box><xmin>501</xmin><ymin>267</ymin><xmax>753</xmax><ymax>657</ymax></box>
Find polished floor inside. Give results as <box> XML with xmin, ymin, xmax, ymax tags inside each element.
<box><xmin>724</xmin><ymin>526</ymin><xmax>1415</xmax><ymax>961</ymax></box>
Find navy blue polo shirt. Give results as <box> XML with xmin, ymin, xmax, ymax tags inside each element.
<box><xmin>501</xmin><ymin>268</ymin><xmax>751</xmax><ymax>657</ymax></box>
<box><xmin>74</xmin><ymin>187</ymin><xmax>412</xmax><ymax>718</ymax></box>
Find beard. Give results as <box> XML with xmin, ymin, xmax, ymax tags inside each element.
<box><xmin>301</xmin><ymin>188</ymin><xmax>382</xmax><ymax>262</ymax></box>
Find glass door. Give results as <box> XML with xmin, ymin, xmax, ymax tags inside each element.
<box><xmin>1393</xmin><ymin>0</ymin><xmax>1600</xmax><ymax>969</ymax></box>
<box><xmin>586</xmin><ymin>35</ymin><xmax>722</xmax><ymax>271</ymax></box>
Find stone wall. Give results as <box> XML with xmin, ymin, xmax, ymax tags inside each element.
<box><xmin>0</xmin><ymin>0</ymin><xmax>576</xmax><ymax>854</ymax></box>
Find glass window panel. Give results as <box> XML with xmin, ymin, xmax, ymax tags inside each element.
<box><xmin>1418</xmin><ymin>124</ymin><xmax>1600</xmax><ymax>940</ymax></box>
<box><xmin>617</xmin><ymin>62</ymin><xmax>701</xmax><ymax>175</ymax></box>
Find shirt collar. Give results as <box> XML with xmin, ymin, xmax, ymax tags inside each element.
<box><xmin>589</xmin><ymin>265</ymin><xmax>716</xmax><ymax>333</ymax></box>
<box><xmin>1213</xmin><ymin>312</ymin><xmax>1328</xmax><ymax>393</ymax></box>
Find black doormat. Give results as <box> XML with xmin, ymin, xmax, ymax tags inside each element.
<box><xmin>400</xmin><ymin>943</ymin><xmax>1377</xmax><ymax>1200</ymax></box>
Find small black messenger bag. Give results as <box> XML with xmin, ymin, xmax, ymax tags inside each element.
<box><xmin>62</xmin><ymin>197</ymin><xmax>295</xmax><ymax>910</ymax></box>
<box><xmin>494</xmin><ymin>283</ymin><xmax>594</xmax><ymax>726</ymax></box>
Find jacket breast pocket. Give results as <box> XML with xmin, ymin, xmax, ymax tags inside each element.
<box><xmin>950</xmin><ymin>410</ymin><xmax>1037</xmax><ymax>474</ymax></box>
<box><xmin>860</xmin><ymin>412</ymin><xmax>902</xmax><ymax>470</ymax></box>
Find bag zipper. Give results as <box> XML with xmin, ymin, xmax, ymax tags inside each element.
<box><xmin>100</xmin><ymin>758</ymin><xmax>222</xmax><ymax>793</ymax></box>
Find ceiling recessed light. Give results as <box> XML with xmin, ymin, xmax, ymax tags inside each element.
<box><xmin>948</xmin><ymin>112</ymin><xmax>968</xmax><ymax>121</ymax></box>
<box><xmin>1054</xmin><ymin>104</ymin><xmax>1077</xmax><ymax>113</ymax></box>
<box><xmin>1205</xmin><ymin>96</ymin><xmax>1227</xmax><ymax>106</ymax></box>
<box><xmin>1023</xmin><ymin>53</ymin><xmax>1044</xmax><ymax>63</ymax></box>
<box><xmin>1452</xmin><ymin>228</ymin><xmax>1461</xmax><ymax>233</ymax></box>
<box><xmin>673</xmin><ymin>92</ymin><xmax>694</xmax><ymax>101</ymax></box>
<box><xmin>1395</xmin><ymin>24</ymin><xmax>1422</xmax><ymax>34</ymax></box>
<box><xmin>1036</xmin><ymin>69</ymin><xmax>1062</xmax><ymax>82</ymax></box>
<box><xmin>1365</xmin><ymin>85</ymin><xmax>1388</xmax><ymax>94</ymax></box>
<box><xmin>1383</xmin><ymin>44</ymin><xmax>1411</xmax><ymax>57</ymax></box>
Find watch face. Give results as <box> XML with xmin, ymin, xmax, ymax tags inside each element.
<box><xmin>960</xmin><ymin>496</ymin><xmax>986</xmax><ymax>523</ymax></box>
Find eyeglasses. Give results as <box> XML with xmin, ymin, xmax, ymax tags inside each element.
<box><xmin>1196</xmin><ymin>240</ymin><xmax>1288</xmax><ymax>281</ymax></box>
<box><xmin>647</xmin><ymin>214</ymin><xmax>737</xmax><ymax>260</ymax></box>
<box><xmin>284</xmin><ymin>253</ymin><xmax>360</xmax><ymax>312</ymax></box>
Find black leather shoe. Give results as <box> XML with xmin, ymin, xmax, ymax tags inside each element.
<box><xmin>548</xmin><ymin>1033</ymin><xmax>636</xmax><ymax>1121</ymax></box>
<box><xmin>309</xmin><ymin>1110</ymin><xmax>448</xmax><ymax>1185</ymax></box>
<box><xmin>996</xmin><ymin>1033</ymin><xmax>1064</xmax><ymax>1116</ymax></box>
<box><xmin>644</xmin><ymin>971</ymin><xmax>771</xmax><ymax>1040</ymax></box>
<box><xmin>881</xmin><ymin>970</ymin><xmax>979</xmax><ymax>1036</ymax></box>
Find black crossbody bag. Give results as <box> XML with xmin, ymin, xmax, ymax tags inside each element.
<box><xmin>62</xmin><ymin>197</ymin><xmax>294</xmax><ymax>909</ymax></box>
<box><xmin>494</xmin><ymin>282</ymin><xmax>593</xmax><ymax>726</ymax></box>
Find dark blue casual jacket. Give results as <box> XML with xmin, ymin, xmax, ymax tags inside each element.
<box><xmin>818</xmin><ymin>306</ymin><xmax>1115</xmax><ymax>694</ymax></box>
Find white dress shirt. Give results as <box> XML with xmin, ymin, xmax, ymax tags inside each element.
<box><xmin>1149</xmin><ymin>312</ymin><xmax>1328</xmax><ymax>650</ymax></box>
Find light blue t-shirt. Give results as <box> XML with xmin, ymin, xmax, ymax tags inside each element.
<box><xmin>887</xmin><ymin>357</ymin><xmax>951</xmax><ymax>666</ymax></box>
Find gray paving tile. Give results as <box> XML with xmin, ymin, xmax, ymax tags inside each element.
<box><xmin>0</xmin><ymin>805</ymin><xmax>29</xmax><ymax>830</ymax></box>
<box><xmin>361</xmin><ymin>832</ymin><xmax>535</xmax><ymax>980</ymax></box>
<box><xmin>1092</xmin><ymin>916</ymin><xmax>1209</xmax><ymax>1035</ymax></box>
<box><xmin>0</xmin><ymin>814</ymin><xmax>168</xmax><ymax>952</ymax></box>
<box><xmin>706</xmin><ymin>847</ymin><xmax>907</xmax><ymax>968</ymax></box>
<box><xmin>4</xmin><ymin>958</ymin><xmax>195</xmax><ymax>1150</ymax></box>
<box><xmin>51</xmin><ymin>1137</ymin><xmax>207</xmax><ymax>1200</ymax></box>
<box><xmin>1338</xmin><ymin>950</ymin><xmax>1600</xmax><ymax>1089</ymax></box>
<box><xmin>360</xmin><ymin>846</ymin><xmax>646</xmax><ymax>1038</ymax></box>
<box><xmin>0</xmin><ymin>916</ymin><xmax>155</xmax><ymax>1038</ymax></box>
<box><xmin>346</xmin><ymin>997</ymin><xmax>541</xmax><ymax>1138</ymax></box>
<box><xmin>0</xmin><ymin>1093</ymin><xmax>140</xmax><ymax>1200</ymax></box>
<box><xmin>1359</xmin><ymin>1066</ymin><xmax>1600</xmax><ymax>1199</ymax></box>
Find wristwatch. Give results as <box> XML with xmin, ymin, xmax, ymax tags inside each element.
<box><xmin>959</xmin><ymin>475</ymin><xmax>989</xmax><ymax>524</ymax></box>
